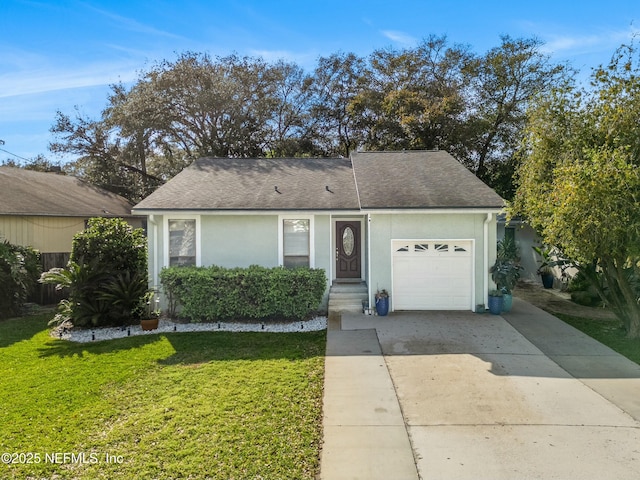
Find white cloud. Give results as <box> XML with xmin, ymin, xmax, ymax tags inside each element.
<box><xmin>80</xmin><ymin>2</ymin><xmax>185</xmax><ymax>41</ymax></box>
<box><xmin>381</xmin><ymin>30</ymin><xmax>418</xmax><ymax>47</ymax></box>
<box><xmin>538</xmin><ymin>25</ymin><xmax>640</xmax><ymax>57</ymax></box>
<box><xmin>0</xmin><ymin>59</ymin><xmax>140</xmax><ymax>98</ymax></box>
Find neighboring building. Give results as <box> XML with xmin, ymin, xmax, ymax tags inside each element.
<box><xmin>497</xmin><ymin>215</ymin><xmax>541</xmax><ymax>283</ymax></box>
<box><xmin>133</xmin><ymin>150</ymin><xmax>505</xmax><ymax>313</ymax></box>
<box><xmin>498</xmin><ymin>216</ymin><xmax>576</xmax><ymax>288</ymax></box>
<box><xmin>0</xmin><ymin>167</ymin><xmax>142</xmax><ymax>302</ymax></box>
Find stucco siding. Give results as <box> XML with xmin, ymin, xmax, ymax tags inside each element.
<box><xmin>369</xmin><ymin>213</ymin><xmax>496</xmax><ymax>311</ymax></box>
<box><xmin>200</xmin><ymin>215</ymin><xmax>279</xmax><ymax>268</ymax></box>
<box><xmin>313</xmin><ymin>215</ymin><xmax>331</xmax><ymax>277</ymax></box>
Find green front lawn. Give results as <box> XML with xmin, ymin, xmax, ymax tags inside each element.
<box><xmin>556</xmin><ymin>313</ymin><xmax>640</xmax><ymax>365</ymax></box>
<box><xmin>0</xmin><ymin>314</ymin><xmax>325</xmax><ymax>480</ymax></box>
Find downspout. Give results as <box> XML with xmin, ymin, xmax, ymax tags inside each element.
<box><xmin>483</xmin><ymin>212</ymin><xmax>492</xmax><ymax>308</ymax></box>
<box><xmin>148</xmin><ymin>214</ymin><xmax>158</xmax><ymax>290</ymax></box>
<box><xmin>367</xmin><ymin>213</ymin><xmax>372</xmax><ymax>309</ymax></box>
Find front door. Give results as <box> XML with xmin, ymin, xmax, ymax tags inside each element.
<box><xmin>336</xmin><ymin>221</ymin><xmax>361</xmax><ymax>278</ymax></box>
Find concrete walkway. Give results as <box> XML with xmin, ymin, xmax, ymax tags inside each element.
<box><xmin>319</xmin><ymin>298</ymin><xmax>640</xmax><ymax>480</ymax></box>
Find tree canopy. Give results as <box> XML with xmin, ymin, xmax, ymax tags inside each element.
<box><xmin>47</xmin><ymin>36</ymin><xmax>565</xmax><ymax>202</ymax></box>
<box><xmin>514</xmin><ymin>43</ymin><xmax>640</xmax><ymax>337</ymax></box>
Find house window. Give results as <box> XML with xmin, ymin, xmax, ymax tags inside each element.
<box><xmin>169</xmin><ymin>219</ymin><xmax>196</xmax><ymax>266</ymax></box>
<box><xmin>283</xmin><ymin>219</ymin><xmax>310</xmax><ymax>268</ymax></box>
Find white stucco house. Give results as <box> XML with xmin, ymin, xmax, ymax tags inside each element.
<box><xmin>132</xmin><ymin>150</ymin><xmax>505</xmax><ymax>313</ymax></box>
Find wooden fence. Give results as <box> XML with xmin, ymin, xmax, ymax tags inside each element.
<box><xmin>30</xmin><ymin>252</ymin><xmax>70</xmax><ymax>305</ymax></box>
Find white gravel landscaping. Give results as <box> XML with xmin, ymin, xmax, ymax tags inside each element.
<box><xmin>51</xmin><ymin>316</ymin><xmax>327</xmax><ymax>343</ymax></box>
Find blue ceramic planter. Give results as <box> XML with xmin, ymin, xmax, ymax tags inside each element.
<box><xmin>375</xmin><ymin>296</ymin><xmax>389</xmax><ymax>316</ymax></box>
<box><xmin>488</xmin><ymin>295</ymin><xmax>503</xmax><ymax>315</ymax></box>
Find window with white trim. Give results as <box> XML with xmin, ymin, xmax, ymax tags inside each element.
<box><xmin>283</xmin><ymin>219</ymin><xmax>310</xmax><ymax>268</ymax></box>
<box><xmin>169</xmin><ymin>219</ymin><xmax>196</xmax><ymax>266</ymax></box>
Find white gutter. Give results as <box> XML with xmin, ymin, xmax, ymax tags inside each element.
<box><xmin>483</xmin><ymin>212</ymin><xmax>492</xmax><ymax>307</ymax></box>
<box><xmin>148</xmin><ymin>214</ymin><xmax>158</xmax><ymax>289</ymax></box>
<box><xmin>367</xmin><ymin>213</ymin><xmax>372</xmax><ymax>308</ymax></box>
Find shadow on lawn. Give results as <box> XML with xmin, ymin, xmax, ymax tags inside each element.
<box><xmin>37</xmin><ymin>333</ymin><xmax>161</xmax><ymax>358</ymax></box>
<box><xmin>0</xmin><ymin>314</ymin><xmax>52</xmax><ymax>349</ymax></box>
<box><xmin>36</xmin><ymin>329</ymin><xmax>326</xmax><ymax>362</ymax></box>
<box><xmin>158</xmin><ymin>330</ymin><xmax>327</xmax><ymax>365</ymax></box>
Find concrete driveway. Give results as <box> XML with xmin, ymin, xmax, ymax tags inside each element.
<box><xmin>321</xmin><ymin>298</ymin><xmax>640</xmax><ymax>479</ymax></box>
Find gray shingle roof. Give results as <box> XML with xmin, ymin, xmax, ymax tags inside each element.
<box><xmin>133</xmin><ymin>151</ymin><xmax>504</xmax><ymax>212</ymax></box>
<box><xmin>352</xmin><ymin>150</ymin><xmax>505</xmax><ymax>209</ymax></box>
<box><xmin>134</xmin><ymin>157</ymin><xmax>361</xmax><ymax>211</ymax></box>
<box><xmin>0</xmin><ymin>167</ymin><xmax>133</xmax><ymax>217</ymax></box>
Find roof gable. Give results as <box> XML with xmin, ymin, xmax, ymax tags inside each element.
<box><xmin>352</xmin><ymin>150</ymin><xmax>505</xmax><ymax>209</ymax></box>
<box><xmin>0</xmin><ymin>167</ymin><xmax>133</xmax><ymax>217</ymax></box>
<box><xmin>134</xmin><ymin>157</ymin><xmax>361</xmax><ymax>211</ymax></box>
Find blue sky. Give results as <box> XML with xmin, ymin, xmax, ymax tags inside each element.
<box><xmin>2</xmin><ymin>0</ymin><xmax>640</xmax><ymax>163</ymax></box>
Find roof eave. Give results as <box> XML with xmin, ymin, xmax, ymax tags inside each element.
<box><xmin>132</xmin><ymin>207</ymin><xmax>363</xmax><ymax>215</ymax></box>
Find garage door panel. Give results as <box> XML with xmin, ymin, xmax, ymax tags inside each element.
<box><xmin>392</xmin><ymin>240</ymin><xmax>472</xmax><ymax>311</ymax></box>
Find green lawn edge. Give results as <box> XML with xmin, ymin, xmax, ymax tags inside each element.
<box><xmin>554</xmin><ymin>312</ymin><xmax>640</xmax><ymax>365</ymax></box>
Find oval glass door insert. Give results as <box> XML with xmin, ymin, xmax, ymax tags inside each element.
<box><xmin>342</xmin><ymin>226</ymin><xmax>355</xmax><ymax>256</ymax></box>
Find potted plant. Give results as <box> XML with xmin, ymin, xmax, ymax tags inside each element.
<box><xmin>487</xmin><ymin>289</ymin><xmax>504</xmax><ymax>315</ymax></box>
<box><xmin>140</xmin><ymin>291</ymin><xmax>161</xmax><ymax>331</ymax></box>
<box><xmin>489</xmin><ymin>259</ymin><xmax>522</xmax><ymax>312</ymax></box>
<box><xmin>532</xmin><ymin>246</ymin><xmax>571</xmax><ymax>290</ymax></box>
<box><xmin>375</xmin><ymin>289</ymin><xmax>389</xmax><ymax>316</ymax></box>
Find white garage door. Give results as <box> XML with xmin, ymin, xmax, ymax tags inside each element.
<box><xmin>392</xmin><ymin>240</ymin><xmax>473</xmax><ymax>310</ymax></box>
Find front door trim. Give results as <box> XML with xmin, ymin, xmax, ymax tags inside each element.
<box><xmin>333</xmin><ymin>218</ymin><xmax>364</xmax><ymax>281</ymax></box>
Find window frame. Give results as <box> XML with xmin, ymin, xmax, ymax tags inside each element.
<box><xmin>278</xmin><ymin>215</ymin><xmax>314</xmax><ymax>268</ymax></box>
<box><xmin>164</xmin><ymin>215</ymin><xmax>201</xmax><ymax>267</ymax></box>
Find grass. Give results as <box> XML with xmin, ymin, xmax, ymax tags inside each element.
<box><xmin>0</xmin><ymin>313</ymin><xmax>326</xmax><ymax>480</ymax></box>
<box><xmin>555</xmin><ymin>312</ymin><xmax>640</xmax><ymax>365</ymax></box>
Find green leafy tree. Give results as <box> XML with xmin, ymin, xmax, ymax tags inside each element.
<box><xmin>50</xmin><ymin>108</ymin><xmax>163</xmax><ymax>202</ymax></box>
<box><xmin>514</xmin><ymin>43</ymin><xmax>640</xmax><ymax>337</ymax></box>
<box><xmin>308</xmin><ymin>52</ymin><xmax>367</xmax><ymax>157</ymax></box>
<box><xmin>352</xmin><ymin>36</ymin><xmax>472</xmax><ymax>154</ymax></box>
<box><xmin>465</xmin><ymin>36</ymin><xmax>566</xmax><ymax>194</ymax></box>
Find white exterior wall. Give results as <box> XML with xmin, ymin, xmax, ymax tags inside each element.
<box><xmin>368</xmin><ymin>212</ymin><xmax>497</xmax><ymax>311</ymax></box>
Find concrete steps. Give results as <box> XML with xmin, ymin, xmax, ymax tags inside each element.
<box><xmin>328</xmin><ymin>282</ymin><xmax>368</xmax><ymax>313</ymax></box>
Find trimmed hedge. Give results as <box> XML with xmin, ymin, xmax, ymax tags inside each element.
<box><xmin>159</xmin><ymin>265</ymin><xmax>327</xmax><ymax>322</ymax></box>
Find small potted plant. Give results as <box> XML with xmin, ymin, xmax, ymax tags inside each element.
<box><xmin>140</xmin><ymin>291</ymin><xmax>161</xmax><ymax>331</ymax></box>
<box><xmin>487</xmin><ymin>289</ymin><xmax>504</xmax><ymax>315</ymax></box>
<box><xmin>375</xmin><ymin>289</ymin><xmax>389</xmax><ymax>316</ymax></box>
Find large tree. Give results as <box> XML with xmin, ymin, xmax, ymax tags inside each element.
<box><xmin>514</xmin><ymin>43</ymin><xmax>640</xmax><ymax>338</ymax></box>
<box><xmin>49</xmin><ymin>108</ymin><xmax>162</xmax><ymax>201</ymax></box>
<box><xmin>50</xmin><ymin>53</ymin><xmax>303</xmax><ymax>200</ymax></box>
<box><xmin>351</xmin><ymin>36</ymin><xmax>473</xmax><ymax>154</ymax></box>
<box><xmin>307</xmin><ymin>52</ymin><xmax>367</xmax><ymax>157</ymax></box>
<box><xmin>48</xmin><ymin>37</ymin><xmax>566</xmax><ymax>201</ymax></box>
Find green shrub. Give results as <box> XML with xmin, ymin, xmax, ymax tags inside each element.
<box><xmin>160</xmin><ymin>265</ymin><xmax>327</xmax><ymax>322</ymax></box>
<box><xmin>40</xmin><ymin>218</ymin><xmax>148</xmax><ymax>328</ymax></box>
<box><xmin>71</xmin><ymin>217</ymin><xmax>147</xmax><ymax>277</ymax></box>
<box><xmin>0</xmin><ymin>241</ymin><xmax>41</xmax><ymax>319</ymax></box>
